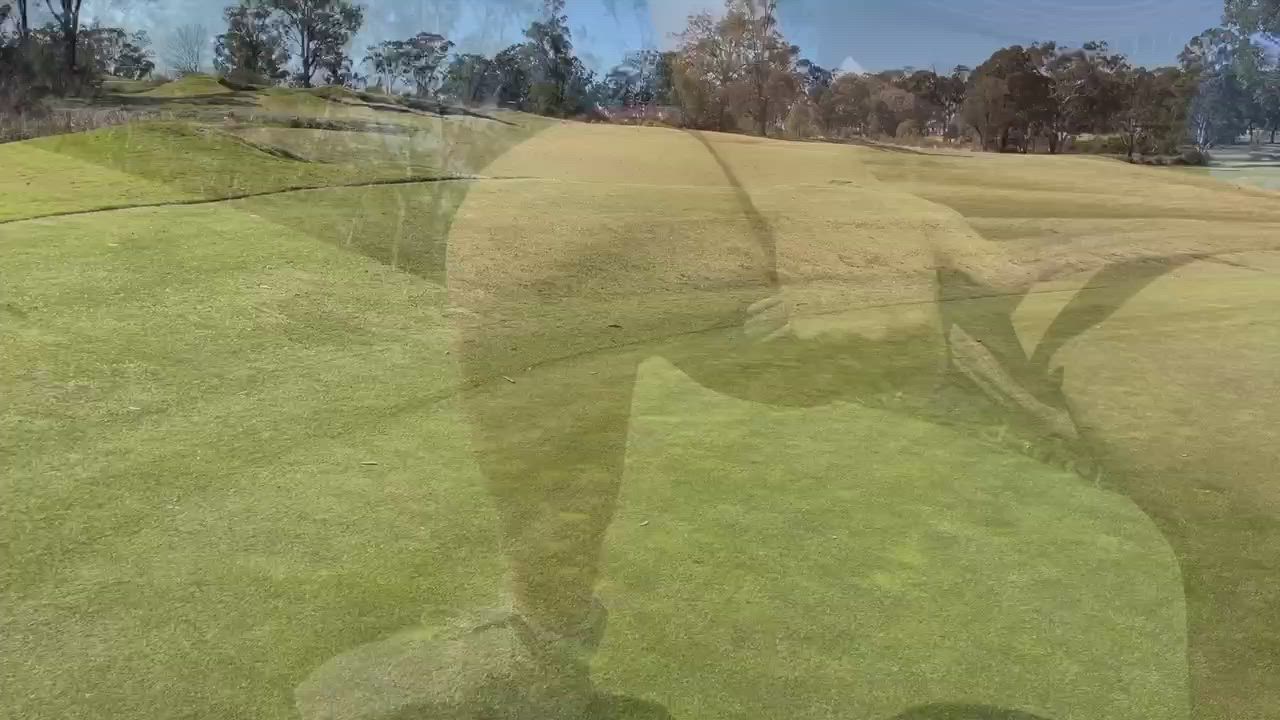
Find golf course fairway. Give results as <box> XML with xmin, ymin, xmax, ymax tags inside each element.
<box><xmin>4</xmin><ymin>112</ymin><xmax>1279</xmax><ymax>720</ymax></box>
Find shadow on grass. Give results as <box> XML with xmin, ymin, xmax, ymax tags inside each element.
<box><xmin>106</xmin><ymin>92</ymin><xmax>259</xmax><ymax>108</ymax></box>
<box><xmin>889</xmin><ymin>704</ymin><xmax>1053</xmax><ymax>720</ymax></box>
<box><xmin>591</xmin><ymin>693</ymin><xmax>677</xmax><ymax>719</ymax></box>
<box><xmin>843</xmin><ymin>136</ymin><xmax>969</xmax><ymax>156</ymax></box>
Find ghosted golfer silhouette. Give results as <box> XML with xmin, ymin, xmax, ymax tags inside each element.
<box><xmin>291</xmin><ymin>6</ymin><xmax>1280</xmax><ymax>720</ymax></box>
<box><xmin>292</xmin><ymin>114</ymin><xmax>1208</xmax><ymax>719</ymax></box>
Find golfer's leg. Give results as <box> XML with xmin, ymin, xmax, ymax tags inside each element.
<box><xmin>460</xmin><ymin>350</ymin><xmax>640</xmax><ymax>637</ymax></box>
<box><xmin>293</xmin><ymin>348</ymin><xmax>640</xmax><ymax>720</ymax></box>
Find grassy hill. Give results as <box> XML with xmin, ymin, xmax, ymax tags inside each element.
<box><xmin>3</xmin><ymin>91</ymin><xmax>1279</xmax><ymax>720</ymax></box>
<box><xmin>139</xmin><ymin>73</ymin><xmax>234</xmax><ymax>98</ymax></box>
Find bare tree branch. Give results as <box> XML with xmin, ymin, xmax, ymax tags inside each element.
<box><xmin>164</xmin><ymin>23</ymin><xmax>208</xmax><ymax>75</ymax></box>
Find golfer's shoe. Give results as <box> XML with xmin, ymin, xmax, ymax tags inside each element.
<box><xmin>295</xmin><ymin>602</ymin><xmax>606</xmax><ymax>720</ymax></box>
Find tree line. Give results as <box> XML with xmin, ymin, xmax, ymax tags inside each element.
<box><xmin>1</xmin><ymin>0</ymin><xmax>155</xmax><ymax>98</ymax></box>
<box><xmin>5</xmin><ymin>0</ymin><xmax>1280</xmax><ymax>156</ymax></box>
<box><xmin>658</xmin><ymin>0</ymin><xmax>1280</xmax><ymax>156</ymax></box>
<box><xmin>204</xmin><ymin>0</ymin><xmax>599</xmax><ymax>116</ymax></box>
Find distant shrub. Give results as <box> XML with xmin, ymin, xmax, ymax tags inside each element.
<box><xmin>1151</xmin><ymin>134</ymin><xmax>1181</xmax><ymax>156</ymax></box>
<box><xmin>895</xmin><ymin>119</ymin><xmax>921</xmax><ymax>139</ymax></box>
<box><xmin>285</xmin><ymin>116</ymin><xmax>345</xmax><ymax>130</ymax></box>
<box><xmin>309</xmin><ymin>85</ymin><xmax>362</xmax><ymax>103</ymax></box>
<box><xmin>785</xmin><ymin>102</ymin><xmax>820</xmax><ymax>139</ymax></box>
<box><xmin>217</xmin><ymin>72</ymin><xmax>269</xmax><ymax>92</ymax></box>
<box><xmin>0</xmin><ymin>61</ymin><xmax>40</xmax><ymax>118</ymax></box>
<box><xmin>574</xmin><ymin>105</ymin><xmax>610</xmax><ymax>123</ymax></box>
<box><xmin>867</xmin><ymin>112</ymin><xmax>883</xmax><ymax>138</ymax></box>
<box><xmin>1179</xmin><ymin>148</ymin><xmax>1211</xmax><ymax>166</ymax></box>
<box><xmin>1073</xmin><ymin>134</ymin><xmax>1128</xmax><ymax>155</ymax></box>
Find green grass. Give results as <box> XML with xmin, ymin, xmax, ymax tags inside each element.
<box><xmin>3</xmin><ymin>113</ymin><xmax>1279</xmax><ymax>720</ymax></box>
<box><xmin>0</xmin><ymin>199</ymin><xmax>1189</xmax><ymax>720</ymax></box>
<box><xmin>29</xmin><ymin>123</ymin><xmax>386</xmax><ymax>199</ymax></box>
<box><xmin>601</xmin><ymin>359</ymin><xmax>1186</xmax><ymax>720</ymax></box>
<box><xmin>256</xmin><ymin>87</ymin><xmax>339</xmax><ymax>115</ymax></box>
<box><xmin>0</xmin><ymin>203</ymin><xmax>498</xmax><ymax>719</ymax></box>
<box><xmin>227</xmin><ymin>183</ymin><xmax>466</xmax><ymax>282</ymax></box>
<box><xmin>139</xmin><ymin>74</ymin><xmax>233</xmax><ymax>98</ymax></box>
<box><xmin>0</xmin><ymin>117</ymin><xmax>538</xmax><ymax>224</ymax></box>
<box><xmin>0</xmin><ymin>142</ymin><xmax>190</xmax><ymax>222</ymax></box>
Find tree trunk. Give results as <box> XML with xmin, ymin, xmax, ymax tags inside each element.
<box><xmin>1272</xmin><ymin>128</ymin><xmax>1277</xmax><ymax>144</ymax></box>
<box><xmin>299</xmin><ymin>24</ymin><xmax>312</xmax><ymax>88</ymax></box>
<box><xmin>65</xmin><ymin>25</ymin><xmax>78</xmax><ymax>77</ymax></box>
<box><xmin>18</xmin><ymin>0</ymin><xmax>28</xmax><ymax>42</ymax></box>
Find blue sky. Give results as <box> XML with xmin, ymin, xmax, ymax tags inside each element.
<box><xmin>78</xmin><ymin>0</ymin><xmax>1230</xmax><ymax>75</ymax></box>
<box><xmin>568</xmin><ymin>0</ymin><xmax>1228</xmax><ymax>72</ymax></box>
